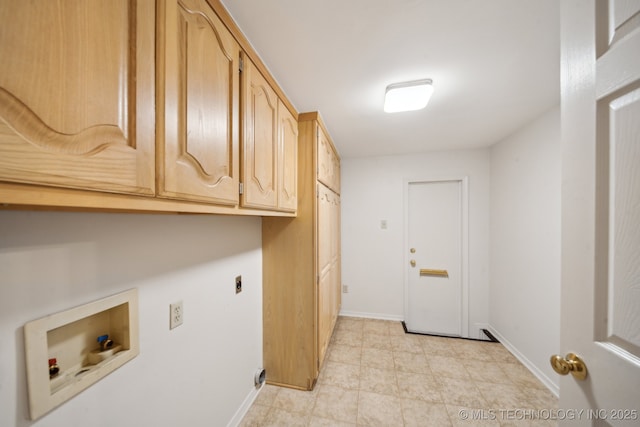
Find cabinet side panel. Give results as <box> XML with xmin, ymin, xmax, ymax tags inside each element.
<box><xmin>262</xmin><ymin>120</ymin><xmax>316</xmax><ymax>388</ymax></box>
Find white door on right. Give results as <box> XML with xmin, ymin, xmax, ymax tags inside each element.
<box><xmin>559</xmin><ymin>0</ymin><xmax>640</xmax><ymax>424</ymax></box>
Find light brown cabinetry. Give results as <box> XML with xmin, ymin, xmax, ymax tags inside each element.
<box><xmin>0</xmin><ymin>0</ymin><xmax>297</xmax><ymax>216</ymax></box>
<box><xmin>157</xmin><ymin>0</ymin><xmax>240</xmax><ymax>205</ymax></box>
<box><xmin>317</xmin><ymin>183</ymin><xmax>341</xmax><ymax>365</ymax></box>
<box><xmin>262</xmin><ymin>112</ymin><xmax>340</xmax><ymax>390</ymax></box>
<box><xmin>240</xmin><ymin>55</ymin><xmax>297</xmax><ymax>212</ymax></box>
<box><xmin>276</xmin><ymin>100</ymin><xmax>298</xmax><ymax>212</ymax></box>
<box><xmin>0</xmin><ymin>0</ymin><xmax>155</xmax><ymax>196</ymax></box>
<box><xmin>317</xmin><ymin>129</ymin><xmax>341</xmax><ymax>194</ymax></box>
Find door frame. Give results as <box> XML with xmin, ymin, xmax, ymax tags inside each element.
<box><xmin>403</xmin><ymin>176</ymin><xmax>470</xmax><ymax>338</ymax></box>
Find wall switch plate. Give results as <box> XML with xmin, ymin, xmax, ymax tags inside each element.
<box><xmin>170</xmin><ymin>301</ymin><xmax>183</xmax><ymax>329</ymax></box>
<box><xmin>343</xmin><ymin>285</ymin><xmax>349</xmax><ymax>293</ymax></box>
<box><xmin>235</xmin><ymin>276</ymin><xmax>242</xmax><ymax>294</ymax></box>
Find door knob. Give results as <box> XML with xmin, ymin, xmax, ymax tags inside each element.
<box><xmin>410</xmin><ymin>260</ymin><xmax>416</xmax><ymax>267</ymax></box>
<box><xmin>550</xmin><ymin>353</ymin><xmax>587</xmax><ymax>380</ymax></box>
<box><xmin>410</xmin><ymin>248</ymin><xmax>416</xmax><ymax>253</ymax></box>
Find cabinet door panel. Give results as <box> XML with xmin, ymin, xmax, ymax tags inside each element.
<box><xmin>278</xmin><ymin>101</ymin><xmax>298</xmax><ymax>212</ymax></box>
<box><xmin>317</xmin><ymin>128</ymin><xmax>334</xmax><ymax>191</ymax></box>
<box><xmin>332</xmin><ymin>150</ymin><xmax>341</xmax><ymax>194</ymax></box>
<box><xmin>332</xmin><ymin>193</ymin><xmax>341</xmax><ymax>318</ymax></box>
<box><xmin>318</xmin><ymin>186</ymin><xmax>341</xmax><ymax>367</ymax></box>
<box><xmin>0</xmin><ymin>0</ymin><xmax>155</xmax><ymax>194</ymax></box>
<box><xmin>242</xmin><ymin>57</ymin><xmax>277</xmax><ymax>209</ymax></box>
<box><xmin>158</xmin><ymin>0</ymin><xmax>239</xmax><ymax>204</ymax></box>
<box><xmin>317</xmin><ymin>184</ymin><xmax>334</xmax><ymax>366</ymax></box>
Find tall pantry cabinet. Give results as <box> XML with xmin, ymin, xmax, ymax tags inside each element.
<box><xmin>262</xmin><ymin>112</ymin><xmax>341</xmax><ymax>390</ymax></box>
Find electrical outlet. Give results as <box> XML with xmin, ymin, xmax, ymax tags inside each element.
<box><xmin>170</xmin><ymin>301</ymin><xmax>183</xmax><ymax>329</ymax></box>
<box><xmin>235</xmin><ymin>275</ymin><xmax>242</xmax><ymax>294</ymax></box>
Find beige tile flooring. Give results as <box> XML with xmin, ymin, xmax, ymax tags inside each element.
<box><xmin>241</xmin><ymin>317</ymin><xmax>558</xmax><ymax>426</ymax></box>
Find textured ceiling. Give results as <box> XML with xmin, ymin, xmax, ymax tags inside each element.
<box><xmin>221</xmin><ymin>0</ymin><xmax>560</xmax><ymax>158</ymax></box>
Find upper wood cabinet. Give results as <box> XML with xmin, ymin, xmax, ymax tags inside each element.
<box><xmin>241</xmin><ymin>55</ymin><xmax>297</xmax><ymax>212</ymax></box>
<box><xmin>317</xmin><ymin>127</ymin><xmax>340</xmax><ymax>194</ymax></box>
<box><xmin>0</xmin><ymin>0</ymin><xmax>155</xmax><ymax>195</ymax></box>
<box><xmin>0</xmin><ymin>0</ymin><xmax>297</xmax><ymax>216</ymax></box>
<box><xmin>277</xmin><ymin>100</ymin><xmax>298</xmax><ymax>212</ymax></box>
<box><xmin>157</xmin><ymin>0</ymin><xmax>240</xmax><ymax>205</ymax></box>
<box><xmin>241</xmin><ymin>55</ymin><xmax>278</xmax><ymax>209</ymax></box>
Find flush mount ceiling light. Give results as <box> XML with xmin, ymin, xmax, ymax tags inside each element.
<box><xmin>384</xmin><ymin>79</ymin><xmax>434</xmax><ymax>113</ymax></box>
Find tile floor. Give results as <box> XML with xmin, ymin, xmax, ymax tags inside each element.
<box><xmin>240</xmin><ymin>316</ymin><xmax>558</xmax><ymax>426</ymax></box>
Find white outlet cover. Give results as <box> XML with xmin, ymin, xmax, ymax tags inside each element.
<box><xmin>170</xmin><ymin>301</ymin><xmax>183</xmax><ymax>329</ymax></box>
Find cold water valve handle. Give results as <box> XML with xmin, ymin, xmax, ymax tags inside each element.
<box><xmin>97</xmin><ymin>334</ymin><xmax>114</xmax><ymax>351</ymax></box>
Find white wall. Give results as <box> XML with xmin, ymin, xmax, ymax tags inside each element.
<box><xmin>341</xmin><ymin>149</ymin><xmax>491</xmax><ymax>336</ymax></box>
<box><xmin>0</xmin><ymin>211</ymin><xmax>262</xmax><ymax>427</ymax></box>
<box><xmin>489</xmin><ymin>105</ymin><xmax>561</xmax><ymax>393</ymax></box>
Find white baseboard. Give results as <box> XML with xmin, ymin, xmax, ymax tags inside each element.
<box><xmin>339</xmin><ymin>310</ymin><xmax>404</xmax><ymax>322</ymax></box>
<box><xmin>226</xmin><ymin>384</ymin><xmax>262</xmax><ymax>427</ymax></box>
<box><xmin>487</xmin><ymin>326</ymin><xmax>559</xmax><ymax>397</ymax></box>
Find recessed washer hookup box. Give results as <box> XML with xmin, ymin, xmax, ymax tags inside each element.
<box><xmin>24</xmin><ymin>289</ymin><xmax>139</xmax><ymax>420</ymax></box>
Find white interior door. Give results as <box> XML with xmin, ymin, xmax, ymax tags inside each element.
<box><xmin>406</xmin><ymin>180</ymin><xmax>462</xmax><ymax>336</ymax></box>
<box><xmin>559</xmin><ymin>0</ymin><xmax>640</xmax><ymax>423</ymax></box>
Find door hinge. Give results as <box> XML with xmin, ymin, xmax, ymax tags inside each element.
<box><xmin>317</xmin><ymin>275</ymin><xmax>319</xmax><ymax>285</ymax></box>
<box><xmin>239</xmin><ymin>57</ymin><xmax>244</xmax><ymax>73</ymax></box>
<box><xmin>239</xmin><ymin>182</ymin><xmax>244</xmax><ymax>195</ymax></box>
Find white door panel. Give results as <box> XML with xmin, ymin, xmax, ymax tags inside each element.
<box><xmin>559</xmin><ymin>0</ymin><xmax>640</xmax><ymax>423</ymax></box>
<box><xmin>406</xmin><ymin>180</ymin><xmax>464</xmax><ymax>336</ymax></box>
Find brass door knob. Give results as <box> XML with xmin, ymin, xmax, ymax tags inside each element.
<box><xmin>550</xmin><ymin>353</ymin><xmax>587</xmax><ymax>380</ymax></box>
<box><xmin>410</xmin><ymin>260</ymin><xmax>416</xmax><ymax>267</ymax></box>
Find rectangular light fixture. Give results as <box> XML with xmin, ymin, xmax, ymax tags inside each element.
<box><xmin>384</xmin><ymin>79</ymin><xmax>434</xmax><ymax>113</ymax></box>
